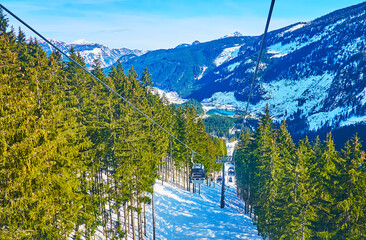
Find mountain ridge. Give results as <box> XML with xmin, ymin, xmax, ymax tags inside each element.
<box><xmin>38</xmin><ymin>38</ymin><xmax>147</xmax><ymax>68</ymax></box>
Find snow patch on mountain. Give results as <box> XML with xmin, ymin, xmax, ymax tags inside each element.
<box><xmin>214</xmin><ymin>46</ymin><xmax>242</xmax><ymax>67</ymax></box>
<box><xmin>255</xmin><ymin>73</ymin><xmax>335</xmax><ymax>121</ymax></box>
<box><xmin>268</xmin><ymin>40</ymin><xmax>303</xmax><ymax>58</ymax></box>
<box><xmin>227</xmin><ymin>62</ymin><xmax>241</xmax><ymax>72</ymax></box>
<box><xmin>222</xmin><ymin>31</ymin><xmax>244</xmax><ymax>38</ymax></box>
<box><xmin>268</xmin><ymin>50</ymin><xmax>288</xmax><ymax>59</ymax></box>
<box><xmin>358</xmin><ymin>87</ymin><xmax>366</xmax><ymax>105</ymax></box>
<box><xmin>268</xmin><ymin>19</ymin><xmax>348</xmax><ymax>58</ymax></box>
<box><xmin>196</xmin><ymin>66</ymin><xmax>208</xmax><ymax>80</ymax></box>
<box><xmin>285</xmin><ymin>23</ymin><xmax>307</xmax><ymax>33</ymax></box>
<box><xmin>70</xmin><ymin>39</ymin><xmax>93</xmax><ymax>45</ymax></box>
<box><xmin>82</xmin><ymin>48</ymin><xmax>103</xmax><ymax>55</ymax></box>
<box><xmin>152</xmin><ymin>88</ymin><xmax>188</xmax><ymax>104</ymax></box>
<box><xmin>307</xmin><ymin>107</ymin><xmax>344</xmax><ymax>131</ymax></box>
<box><xmin>245</xmin><ymin>63</ymin><xmax>266</xmax><ymax>73</ymax></box>
<box><xmin>340</xmin><ymin>116</ymin><xmax>366</xmax><ymax>127</ymax></box>
<box><xmin>202</xmin><ymin>92</ymin><xmax>246</xmax><ymax>110</ymax></box>
<box><xmin>336</xmin><ymin>36</ymin><xmax>366</xmax><ymax>62</ymax></box>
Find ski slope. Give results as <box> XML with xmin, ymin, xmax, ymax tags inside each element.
<box><xmin>143</xmin><ymin>180</ymin><xmax>260</xmax><ymax>240</ymax></box>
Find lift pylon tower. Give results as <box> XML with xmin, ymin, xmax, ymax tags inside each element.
<box><xmin>216</xmin><ymin>156</ymin><xmax>231</xmax><ymax>208</ymax></box>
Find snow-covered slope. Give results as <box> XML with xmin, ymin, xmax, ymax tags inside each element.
<box><xmin>143</xmin><ymin>181</ymin><xmax>260</xmax><ymax>240</ymax></box>
<box><xmin>38</xmin><ymin>38</ymin><xmax>146</xmax><ymax>68</ymax></box>
<box><xmin>88</xmin><ymin>180</ymin><xmax>260</xmax><ymax>240</ymax></box>
<box><xmin>187</xmin><ymin>2</ymin><xmax>366</xmax><ymax>143</ymax></box>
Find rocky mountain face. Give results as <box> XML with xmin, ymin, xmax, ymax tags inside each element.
<box><xmin>39</xmin><ymin>39</ymin><xmax>146</xmax><ymax>68</ymax></box>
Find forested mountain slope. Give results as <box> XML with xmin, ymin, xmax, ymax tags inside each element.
<box><xmin>0</xmin><ymin>11</ymin><xmax>226</xmax><ymax>239</ymax></box>
<box><xmin>108</xmin><ymin>36</ymin><xmax>258</xmax><ymax>97</ymax></box>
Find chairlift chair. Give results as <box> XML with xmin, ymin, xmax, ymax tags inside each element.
<box><xmin>217</xmin><ymin>175</ymin><xmax>222</xmax><ymax>182</ymax></box>
<box><xmin>228</xmin><ymin>169</ymin><xmax>235</xmax><ymax>176</ymax></box>
<box><xmin>191</xmin><ymin>163</ymin><xmax>205</xmax><ymax>184</ymax></box>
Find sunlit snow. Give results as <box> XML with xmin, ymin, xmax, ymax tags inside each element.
<box><xmin>276</xmin><ymin>23</ymin><xmax>308</xmax><ymax>38</ymax></box>
<box><xmin>253</xmin><ymin>73</ymin><xmax>335</xmax><ymax>129</ymax></box>
<box><xmin>284</xmin><ymin>23</ymin><xmax>307</xmax><ymax>33</ymax></box>
<box><xmin>143</xmin><ymin>180</ymin><xmax>260</xmax><ymax>240</ymax></box>
<box><xmin>307</xmin><ymin>107</ymin><xmax>344</xmax><ymax>131</ymax></box>
<box><xmin>202</xmin><ymin>92</ymin><xmax>246</xmax><ymax>110</ymax></box>
<box><xmin>268</xmin><ymin>18</ymin><xmax>347</xmax><ymax>58</ymax></box>
<box><xmin>226</xmin><ymin>141</ymin><xmax>238</xmax><ymax>156</ymax></box>
<box><xmin>152</xmin><ymin>88</ymin><xmax>188</xmax><ymax>104</ymax></box>
<box><xmin>214</xmin><ymin>46</ymin><xmax>242</xmax><ymax>67</ymax></box>
<box><xmin>196</xmin><ymin>66</ymin><xmax>208</xmax><ymax>80</ymax></box>
<box><xmin>340</xmin><ymin>116</ymin><xmax>366</xmax><ymax>127</ymax></box>
<box><xmin>358</xmin><ymin>87</ymin><xmax>366</xmax><ymax>105</ymax></box>
<box><xmin>70</xmin><ymin>39</ymin><xmax>93</xmax><ymax>45</ymax></box>
<box><xmin>227</xmin><ymin>62</ymin><xmax>241</xmax><ymax>72</ymax></box>
<box><xmin>245</xmin><ymin>63</ymin><xmax>266</xmax><ymax>73</ymax></box>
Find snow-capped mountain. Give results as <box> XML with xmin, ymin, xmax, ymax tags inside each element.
<box><xmin>221</xmin><ymin>31</ymin><xmax>244</xmax><ymax>38</ymax></box>
<box><xmin>114</xmin><ymin>2</ymin><xmax>366</xmax><ymax>145</ymax></box>
<box><xmin>38</xmin><ymin>38</ymin><xmax>147</xmax><ymax>68</ymax></box>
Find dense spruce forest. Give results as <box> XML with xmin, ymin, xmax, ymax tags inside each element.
<box><xmin>0</xmin><ymin>12</ymin><xmax>226</xmax><ymax>239</ymax></box>
<box><xmin>203</xmin><ymin>115</ymin><xmax>236</xmax><ymax>138</ymax></box>
<box><xmin>235</xmin><ymin>105</ymin><xmax>366</xmax><ymax>239</ymax></box>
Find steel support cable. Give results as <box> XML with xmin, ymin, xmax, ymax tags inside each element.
<box><xmin>232</xmin><ymin>0</ymin><xmax>276</xmax><ymax>162</ymax></box>
<box><xmin>0</xmin><ymin>4</ymin><xmax>210</xmax><ymax>161</ymax></box>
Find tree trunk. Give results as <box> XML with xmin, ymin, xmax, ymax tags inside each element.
<box><xmin>173</xmin><ymin>164</ymin><xmax>175</xmax><ymax>186</ymax></box>
<box><xmin>109</xmin><ymin>199</ymin><xmax>113</xmax><ymax>239</ymax></box>
<box><xmin>138</xmin><ymin>201</ymin><xmax>142</xmax><ymax>240</ymax></box>
<box><xmin>123</xmin><ymin>203</ymin><xmax>127</xmax><ymax>235</ymax></box>
<box><xmin>176</xmin><ymin>166</ymin><xmax>178</xmax><ymax>188</ymax></box>
<box><xmin>161</xmin><ymin>162</ymin><xmax>164</xmax><ymax>185</ymax></box>
<box><xmin>165</xmin><ymin>156</ymin><xmax>168</xmax><ymax>185</ymax></box>
<box><xmin>131</xmin><ymin>202</ymin><xmax>135</xmax><ymax>240</ymax></box>
<box><xmin>170</xmin><ymin>136</ymin><xmax>173</xmax><ymax>184</ymax></box>
<box><xmin>301</xmin><ymin>205</ymin><xmax>308</xmax><ymax>240</ymax></box>
<box><xmin>186</xmin><ymin>150</ymin><xmax>190</xmax><ymax>192</ymax></box>
<box><xmin>247</xmin><ymin>174</ymin><xmax>251</xmax><ymax>215</ymax></box>
<box><xmin>127</xmin><ymin>203</ymin><xmax>130</xmax><ymax>235</ymax></box>
<box><xmin>152</xmin><ymin>191</ymin><xmax>156</xmax><ymax>240</ymax></box>
<box><xmin>115</xmin><ymin>182</ymin><xmax>121</xmax><ymax>233</ymax></box>
<box><xmin>183</xmin><ymin>166</ymin><xmax>186</xmax><ymax>191</ymax></box>
<box><xmin>144</xmin><ymin>201</ymin><xmax>147</xmax><ymax>236</ymax></box>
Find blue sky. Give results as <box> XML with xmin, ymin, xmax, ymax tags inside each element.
<box><xmin>1</xmin><ymin>0</ymin><xmax>365</xmax><ymax>50</ymax></box>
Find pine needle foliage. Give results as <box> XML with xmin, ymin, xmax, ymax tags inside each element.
<box><xmin>235</xmin><ymin>106</ymin><xmax>366</xmax><ymax>240</ymax></box>
<box><xmin>0</xmin><ymin>16</ymin><xmax>224</xmax><ymax>239</ymax></box>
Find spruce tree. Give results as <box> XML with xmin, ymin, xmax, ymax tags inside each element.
<box><xmin>311</xmin><ymin>133</ymin><xmax>341</xmax><ymax>239</ymax></box>
<box><xmin>336</xmin><ymin>135</ymin><xmax>366</xmax><ymax>239</ymax></box>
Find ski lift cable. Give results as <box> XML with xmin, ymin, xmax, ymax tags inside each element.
<box><xmin>0</xmin><ymin>4</ymin><xmax>212</xmax><ymax>161</ymax></box>
<box><xmin>232</xmin><ymin>0</ymin><xmax>276</xmax><ymax>162</ymax></box>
